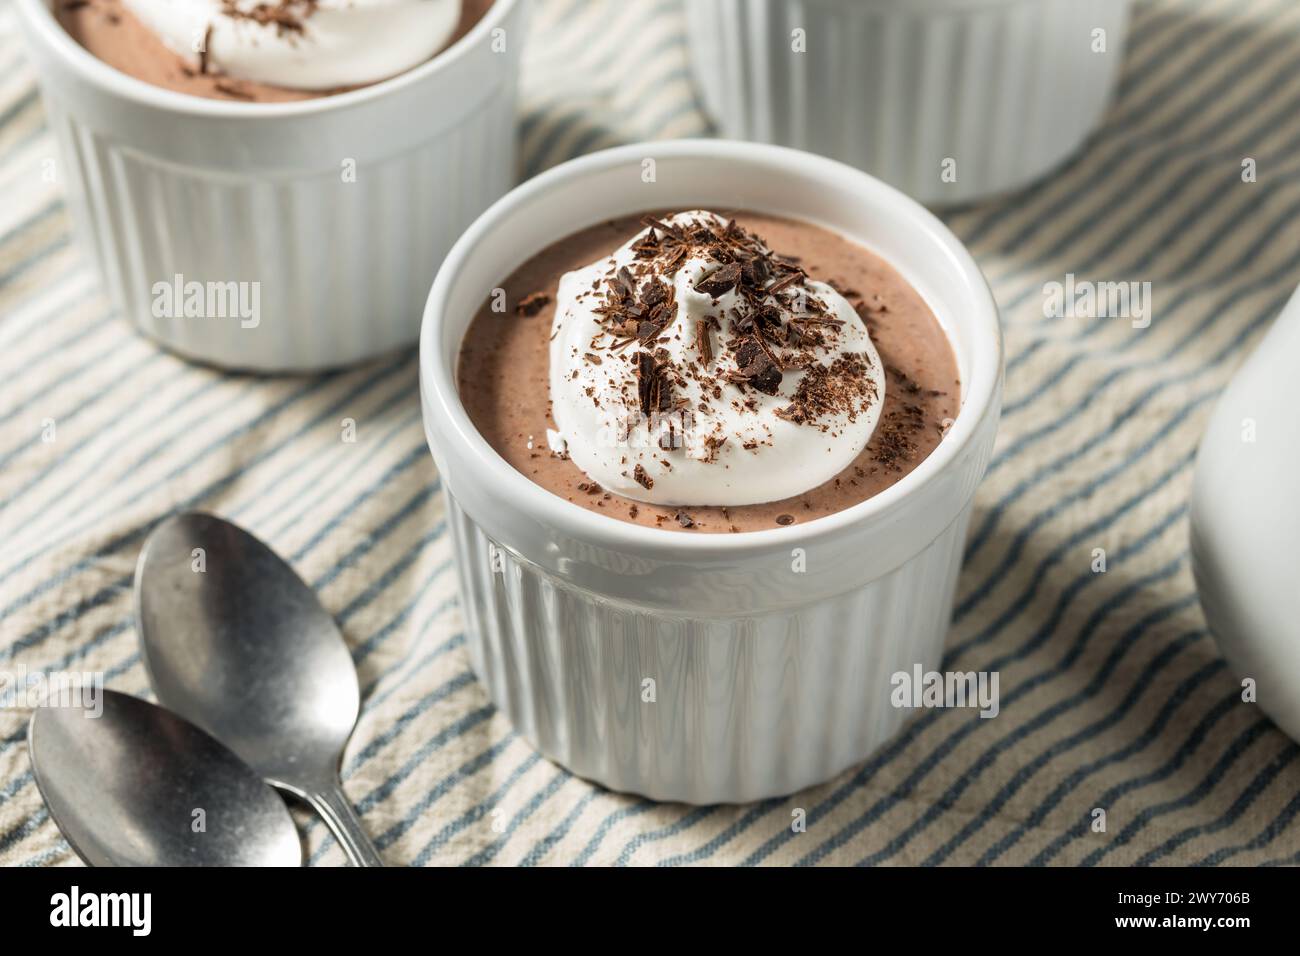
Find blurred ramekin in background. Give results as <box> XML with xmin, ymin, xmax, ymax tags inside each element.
<box><xmin>687</xmin><ymin>0</ymin><xmax>1131</xmax><ymax>206</ymax></box>
<box><xmin>420</xmin><ymin>141</ymin><xmax>1004</xmax><ymax>803</ymax></box>
<box><xmin>15</xmin><ymin>0</ymin><xmax>524</xmax><ymax>371</ymax></box>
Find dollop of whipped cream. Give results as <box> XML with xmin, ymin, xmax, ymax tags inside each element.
<box><xmin>549</xmin><ymin>211</ymin><xmax>886</xmax><ymax>507</ymax></box>
<box><xmin>124</xmin><ymin>0</ymin><xmax>463</xmax><ymax>90</ymax></box>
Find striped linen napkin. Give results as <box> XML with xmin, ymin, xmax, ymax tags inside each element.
<box><xmin>1</xmin><ymin>0</ymin><xmax>1298</xmax><ymax>866</ymax></box>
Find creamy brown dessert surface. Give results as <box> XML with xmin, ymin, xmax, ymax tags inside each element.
<box><xmin>458</xmin><ymin>212</ymin><xmax>961</xmax><ymax>533</ymax></box>
<box><xmin>56</xmin><ymin>0</ymin><xmax>493</xmax><ymax>103</ymax></box>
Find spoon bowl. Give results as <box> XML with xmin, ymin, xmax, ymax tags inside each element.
<box><xmin>29</xmin><ymin>690</ymin><xmax>301</xmax><ymax>867</ymax></box>
<box><xmin>135</xmin><ymin>512</ymin><xmax>383</xmax><ymax>866</ymax></box>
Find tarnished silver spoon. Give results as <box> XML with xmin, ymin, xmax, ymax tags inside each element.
<box><xmin>135</xmin><ymin>512</ymin><xmax>383</xmax><ymax>867</ymax></box>
<box><xmin>29</xmin><ymin>689</ymin><xmax>301</xmax><ymax>866</ymax></box>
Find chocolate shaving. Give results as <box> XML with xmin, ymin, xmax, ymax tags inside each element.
<box><xmin>732</xmin><ymin>338</ymin><xmax>783</xmax><ymax>395</ymax></box>
<box><xmin>695</xmin><ymin>318</ymin><xmax>713</xmax><ymax>367</ymax></box>
<box><xmin>766</xmin><ymin>271</ymin><xmax>803</xmax><ymax>295</ymax></box>
<box><xmin>580</xmin><ymin>211</ymin><xmax>877</xmax><ymax>480</ymax></box>
<box><xmin>633</xmin><ymin>464</ymin><xmax>654</xmax><ymax>490</ymax></box>
<box><xmin>694</xmin><ymin>262</ymin><xmax>741</xmax><ymax>297</ymax></box>
<box><xmin>516</xmin><ymin>292</ymin><xmax>551</xmax><ymax>317</ymax></box>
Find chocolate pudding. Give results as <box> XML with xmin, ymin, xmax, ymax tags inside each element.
<box><xmin>458</xmin><ymin>212</ymin><xmax>961</xmax><ymax>533</ymax></box>
<box><xmin>55</xmin><ymin>0</ymin><xmax>493</xmax><ymax>103</ymax></box>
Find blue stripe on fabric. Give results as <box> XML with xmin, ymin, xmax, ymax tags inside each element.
<box><xmin>983</xmin><ymin>266</ymin><xmax>1293</xmax><ymax>494</ymax></box>
<box><xmin>368</xmin><ymin>732</ymin><xmax>517</xmax><ymax>854</ymax></box>
<box><xmin>0</xmin><ymin>324</ymin><xmax>146</xmax><ymax>433</ymax></box>
<box><xmin>1080</xmin><ymin>721</ymin><xmax>1282</xmax><ymax>865</ymax></box>
<box><xmin>519</xmin><ymin>790</ymin><xmax>598</xmax><ymax>867</ymax></box>
<box><xmin>543</xmin><ymin>67</ymin><xmax>699</xmax><ymax>174</ymax></box>
<box><xmin>523</xmin><ymin>37</ymin><xmax>686</xmax><ymax>176</ymax></box>
<box><xmin>1028</xmin><ymin>696</ymin><xmax>1255</xmax><ymax>865</ymax></box>
<box><xmin>0</xmin><ymin>199</ymin><xmax>60</xmax><ymax>250</ymax></box>
<box><xmin>961</xmin><ymin>287</ymin><xmax>1287</xmax><ymax>579</ymax></box>
<box><xmin>360</xmin><ymin>617</ymin><xmax>462</xmax><ymax>705</ymax></box>
<box><xmin>995</xmin><ymin>123</ymin><xmax>1300</xmax><ymax>320</ymax></box>
<box><xmin>0</xmin><ymin>89</ymin><xmax>38</xmax><ymax>138</ymax></box>
<box><xmin>262</xmin><ymin>409</ymin><xmax>423</xmax><ymax>539</ymax></box>
<box><xmin>655</xmin><ymin>800</ymin><xmax>782</xmax><ymax>867</ymax></box>
<box><xmin>0</xmin><ymin>354</ymin><xmax>414</xmax><ymax>651</ymax></box>
<box><xmin>1132</xmin><ymin>745</ymin><xmax>1299</xmax><ymax>865</ymax></box>
<box><xmin>977</xmin><ymin>52</ymin><xmax>1300</xmax><ymax>303</ymax></box>
<box><xmin>1193</xmin><ymin>788</ymin><xmax>1300</xmax><ymax>866</ymax></box>
<box><xmin>313</xmin><ymin>493</ymin><xmax>440</xmax><ymax>610</ymax></box>
<box><xmin>350</xmin><ymin>555</ymin><xmax>454</xmax><ymax>667</ymax></box>
<box><xmin>0</xmin><ymin>261</ymin><xmax>93</xmax><ymax>345</ymax></box>
<box><xmin>20</xmin><ymin>842</ymin><xmax>71</xmax><ymax>868</ymax></box>
<box><xmin>615</xmin><ymin>806</ymin><xmax>717</xmax><ymax>866</ymax></box>
<box><xmin>462</xmin><ymin>769</ymin><xmax>571</xmax><ymax>867</ymax></box>
<box><xmin>956</xmin><ymin>387</ymin><xmax>1218</xmax><ymax>617</ymax></box>
<box><xmin>0</xmin><ymin>806</ymin><xmax>47</xmax><ymax>857</ymax></box>
<box><xmin>998</xmin><ymin>150</ymin><xmax>1300</xmax><ymax>327</ymax></box>
<box><xmin>410</xmin><ymin>751</ymin><xmax>545</xmax><ymax>866</ymax></box>
<box><xmin>0</xmin><ymin>372</ymin><xmax>242</xmax><ymax>523</ymax></box>
<box><xmin>966</xmin><ymin>299</ymin><xmax>1283</xmax><ymax>591</ymax></box>
<box><xmin>0</xmin><ymin>234</ymin><xmax>72</xmax><ymax>289</ymax></box>
<box><xmin>831</xmin><ymin>586</ymin><xmax>1198</xmax><ymax>867</ymax></box>
<box><xmin>346</xmin><ymin>671</ymin><xmax>478</xmax><ymax>779</ymax></box>
<box><xmin>3</xmin><ymin>371</ymin><xmax>256</xmax><ymax>531</ymax></box>
<box><xmin>306</xmin><ymin>701</ymin><xmax>494</xmax><ymax>863</ymax></box>
<box><xmin>997</xmin><ymin>185</ymin><xmax>1300</xmax><ymax>417</ymax></box>
<box><xmin>977</xmin><ymin>657</ymin><xmax>1227</xmax><ymax>865</ymax></box>
<box><xmin>517</xmin><ymin>0</ymin><xmax>676</xmax><ymax>140</ymax></box>
<box><xmin>0</xmin><ymin>354</ymin><xmax>410</xmax><ymax>591</ymax></box>
<box><xmin>950</xmin><ymin>453</ymin><xmax>1193</xmax><ymax>656</ymax></box>
<box><xmin>919</xmin><ymin>627</ymin><xmax>1207</xmax><ymax>866</ymax></box>
<box><xmin>287</xmin><ymin>443</ymin><xmax>428</xmax><ymax>563</ymax></box>
<box><xmin>1260</xmin><ymin>849</ymin><xmax>1300</xmax><ymax>866</ymax></box>
<box><xmin>0</xmin><ymin>351</ymin><xmax>171</xmax><ymax>481</ymax></box>
<box><xmin>569</xmin><ymin>800</ymin><xmax>657</xmax><ymax>867</ymax></box>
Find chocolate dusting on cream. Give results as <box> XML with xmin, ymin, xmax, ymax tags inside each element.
<box><xmin>580</xmin><ymin>212</ymin><xmax>878</xmax><ymax>454</ymax></box>
<box><xmin>218</xmin><ymin>0</ymin><xmax>317</xmax><ymax>36</ymax></box>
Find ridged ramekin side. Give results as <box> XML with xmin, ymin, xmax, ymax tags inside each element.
<box><xmin>44</xmin><ymin>90</ymin><xmax>514</xmax><ymax>371</ymax></box>
<box><xmin>687</xmin><ymin>0</ymin><xmax>1130</xmax><ymax>204</ymax></box>
<box><xmin>18</xmin><ymin>0</ymin><xmax>523</xmax><ymax>371</ymax></box>
<box><xmin>448</xmin><ymin>493</ymin><xmax>973</xmax><ymax>804</ymax></box>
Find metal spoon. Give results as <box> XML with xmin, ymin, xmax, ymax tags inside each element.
<box><xmin>135</xmin><ymin>512</ymin><xmax>383</xmax><ymax>867</ymax></box>
<box><xmin>29</xmin><ymin>689</ymin><xmax>302</xmax><ymax>866</ymax></box>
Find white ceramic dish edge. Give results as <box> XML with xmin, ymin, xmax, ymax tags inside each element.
<box><xmin>1190</xmin><ymin>285</ymin><xmax>1300</xmax><ymax>745</ymax></box>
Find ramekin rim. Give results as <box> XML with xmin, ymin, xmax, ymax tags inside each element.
<box><xmin>420</xmin><ymin>140</ymin><xmax>1003</xmax><ymax>559</ymax></box>
<box><xmin>13</xmin><ymin>0</ymin><xmax>518</xmax><ymax>119</ymax></box>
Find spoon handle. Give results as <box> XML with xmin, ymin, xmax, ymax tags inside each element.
<box><xmin>308</xmin><ymin>784</ymin><xmax>385</xmax><ymax>867</ymax></box>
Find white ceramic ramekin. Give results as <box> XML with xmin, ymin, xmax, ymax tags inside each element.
<box><xmin>420</xmin><ymin>140</ymin><xmax>1003</xmax><ymax>803</ymax></box>
<box><xmin>1191</xmin><ymin>285</ymin><xmax>1300</xmax><ymax>746</ymax></box>
<box><xmin>687</xmin><ymin>0</ymin><xmax>1132</xmax><ymax>206</ymax></box>
<box><xmin>15</xmin><ymin>0</ymin><xmax>524</xmax><ymax>371</ymax></box>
